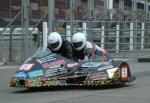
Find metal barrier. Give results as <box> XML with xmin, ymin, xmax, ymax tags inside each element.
<box><xmin>0</xmin><ymin>21</ymin><xmax>150</xmax><ymax>63</ymax></box>
<box><xmin>0</xmin><ymin>38</ymin><xmax>37</xmax><ymax>63</ymax></box>
<box><xmin>63</xmin><ymin>21</ymin><xmax>150</xmax><ymax>58</ymax></box>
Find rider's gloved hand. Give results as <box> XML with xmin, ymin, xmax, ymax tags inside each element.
<box><xmin>79</xmin><ymin>55</ymin><xmax>91</xmax><ymax>62</ymax></box>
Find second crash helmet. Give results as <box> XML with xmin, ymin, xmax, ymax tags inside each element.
<box><xmin>72</xmin><ymin>32</ymin><xmax>86</xmax><ymax>51</ymax></box>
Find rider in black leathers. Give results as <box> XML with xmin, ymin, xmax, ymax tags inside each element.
<box><xmin>47</xmin><ymin>32</ymin><xmax>73</xmax><ymax>59</ymax></box>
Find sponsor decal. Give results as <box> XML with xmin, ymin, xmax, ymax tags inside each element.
<box><xmin>37</xmin><ymin>54</ymin><xmax>56</xmax><ymax>63</ymax></box>
<box><xmin>45</xmin><ymin>70</ymin><xmax>67</xmax><ymax>77</ymax></box>
<box><xmin>14</xmin><ymin>72</ymin><xmax>27</xmax><ymax>78</ymax></box>
<box><xmin>90</xmin><ymin>72</ymin><xmax>108</xmax><ymax>80</ymax></box>
<box><xmin>19</xmin><ymin>63</ymin><xmax>34</xmax><ymax>71</ymax></box>
<box><xmin>28</xmin><ymin>78</ymin><xmax>67</xmax><ymax>87</ymax></box>
<box><xmin>44</xmin><ymin>66</ymin><xmax>68</xmax><ymax>77</ymax></box>
<box><xmin>81</xmin><ymin>62</ymin><xmax>101</xmax><ymax>68</ymax></box>
<box><xmin>121</xmin><ymin>67</ymin><xmax>128</xmax><ymax>78</ymax></box>
<box><xmin>42</xmin><ymin>60</ymin><xmax>65</xmax><ymax>69</ymax></box>
<box><xmin>28</xmin><ymin>70</ymin><xmax>43</xmax><ymax>78</ymax></box>
<box><xmin>67</xmin><ymin>63</ymin><xmax>78</xmax><ymax>68</ymax></box>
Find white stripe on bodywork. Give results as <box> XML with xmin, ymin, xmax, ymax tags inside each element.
<box><xmin>107</xmin><ymin>68</ymin><xmax>118</xmax><ymax>79</ymax></box>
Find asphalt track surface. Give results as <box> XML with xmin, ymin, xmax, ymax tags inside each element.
<box><xmin>0</xmin><ymin>59</ymin><xmax>150</xmax><ymax>103</ymax></box>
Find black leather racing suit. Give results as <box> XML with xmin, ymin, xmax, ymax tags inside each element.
<box><xmin>48</xmin><ymin>40</ymin><xmax>73</xmax><ymax>60</ymax></box>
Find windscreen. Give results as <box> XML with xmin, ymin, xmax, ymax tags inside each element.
<box><xmin>32</xmin><ymin>47</ymin><xmax>52</xmax><ymax>59</ymax></box>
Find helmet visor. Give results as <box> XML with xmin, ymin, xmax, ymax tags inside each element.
<box><xmin>50</xmin><ymin>41</ymin><xmax>59</xmax><ymax>49</ymax></box>
<box><xmin>73</xmin><ymin>42</ymin><xmax>82</xmax><ymax>48</ymax></box>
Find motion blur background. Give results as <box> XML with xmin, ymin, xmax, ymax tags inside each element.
<box><xmin>0</xmin><ymin>0</ymin><xmax>150</xmax><ymax>63</ymax></box>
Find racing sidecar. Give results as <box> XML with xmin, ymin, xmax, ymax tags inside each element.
<box><xmin>10</xmin><ymin>47</ymin><xmax>135</xmax><ymax>88</ymax></box>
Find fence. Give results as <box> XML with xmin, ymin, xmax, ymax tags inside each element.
<box><xmin>0</xmin><ymin>28</ymin><xmax>40</xmax><ymax>63</ymax></box>
<box><xmin>57</xmin><ymin>21</ymin><xmax>150</xmax><ymax>58</ymax></box>
<box><xmin>0</xmin><ymin>20</ymin><xmax>150</xmax><ymax>63</ymax></box>
<box><xmin>0</xmin><ymin>0</ymin><xmax>150</xmax><ymax>63</ymax></box>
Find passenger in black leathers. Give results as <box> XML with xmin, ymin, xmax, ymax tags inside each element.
<box><xmin>47</xmin><ymin>32</ymin><xmax>73</xmax><ymax>59</ymax></box>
